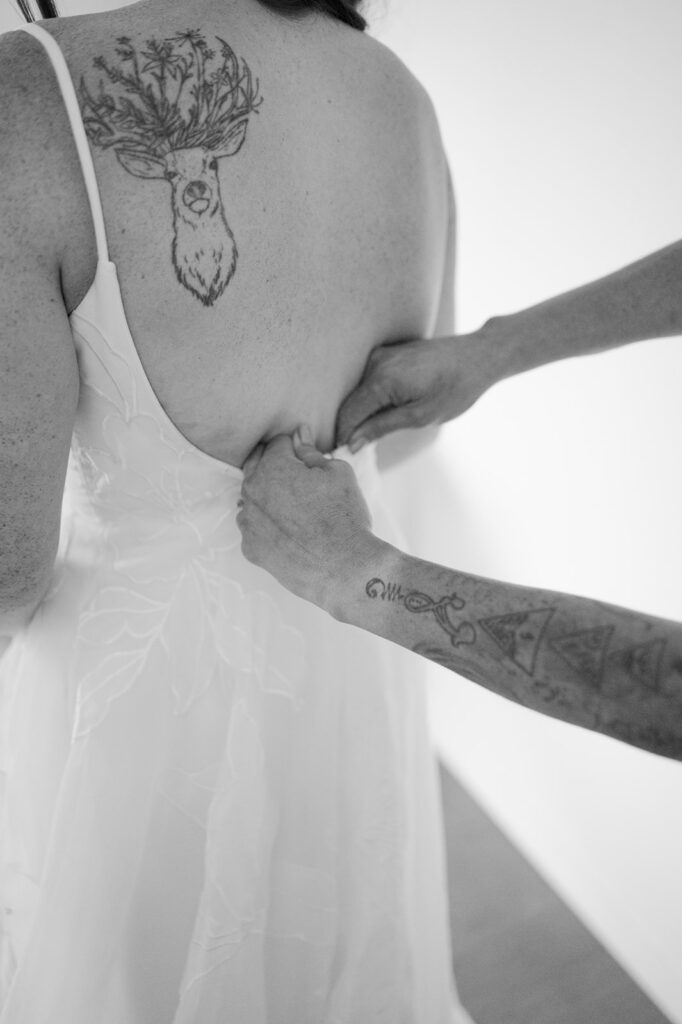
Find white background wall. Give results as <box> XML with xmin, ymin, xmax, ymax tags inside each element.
<box><xmin>369</xmin><ymin>1</ymin><xmax>682</xmax><ymax>1021</ymax></box>
<box><xmin>2</xmin><ymin>0</ymin><xmax>681</xmax><ymax>1018</ymax></box>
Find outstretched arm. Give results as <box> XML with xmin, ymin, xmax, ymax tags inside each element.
<box><xmin>336</xmin><ymin>239</ymin><xmax>682</xmax><ymax>449</ymax></box>
<box><xmin>486</xmin><ymin>239</ymin><xmax>682</xmax><ymax>383</ymax></box>
<box><xmin>331</xmin><ymin>537</ymin><xmax>682</xmax><ymax>761</ymax></box>
<box><xmin>238</xmin><ymin>434</ymin><xmax>682</xmax><ymax>761</ymax></box>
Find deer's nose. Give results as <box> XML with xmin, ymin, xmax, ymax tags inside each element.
<box><xmin>186</xmin><ymin>180</ymin><xmax>209</xmax><ymax>198</ymax></box>
<box><xmin>183</xmin><ymin>180</ymin><xmax>212</xmax><ymax>214</ymax></box>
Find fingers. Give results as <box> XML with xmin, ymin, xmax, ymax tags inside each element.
<box><xmin>236</xmin><ymin>499</ymin><xmax>265</xmax><ymax>567</ymax></box>
<box><xmin>335</xmin><ymin>340</ymin><xmax>421</xmax><ymax>445</ymax></box>
<box><xmin>346</xmin><ymin>403</ymin><xmax>430</xmax><ymax>449</ymax></box>
<box><xmin>293</xmin><ymin>426</ymin><xmax>330</xmax><ymax>468</ymax></box>
<box><xmin>243</xmin><ymin>429</ymin><xmax>333</xmax><ymax>486</ymax></box>
<box><xmin>335</xmin><ymin>377</ymin><xmax>391</xmax><ymax>447</ymax></box>
<box><xmin>242</xmin><ymin>434</ymin><xmax>294</xmax><ymax>480</ymax></box>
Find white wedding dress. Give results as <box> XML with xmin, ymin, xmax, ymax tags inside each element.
<box><xmin>0</xmin><ymin>22</ymin><xmax>475</xmax><ymax>1024</ymax></box>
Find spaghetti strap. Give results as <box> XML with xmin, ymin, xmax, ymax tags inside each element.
<box><xmin>17</xmin><ymin>23</ymin><xmax>111</xmax><ymax>267</ymax></box>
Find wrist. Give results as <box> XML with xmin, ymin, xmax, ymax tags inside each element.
<box><xmin>472</xmin><ymin>313</ymin><xmax>538</xmax><ymax>384</ymax></box>
<box><xmin>441</xmin><ymin>320</ymin><xmax>525</xmax><ymax>404</ymax></box>
<box><xmin>324</xmin><ymin>531</ymin><xmax>404</xmax><ymax>626</ymax></box>
<box><xmin>475</xmin><ymin>289</ymin><xmax>616</xmax><ymax>384</ymax></box>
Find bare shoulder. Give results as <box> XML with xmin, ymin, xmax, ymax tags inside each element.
<box><xmin>0</xmin><ymin>22</ymin><xmax>86</xmax><ymax>261</ymax></box>
<box><xmin>354</xmin><ymin>30</ymin><xmax>445</xmax><ymax>150</ymax></box>
<box><xmin>0</xmin><ymin>28</ymin><xmax>62</xmax><ymax>256</ymax></box>
<box><xmin>0</xmin><ymin>27</ymin><xmax>55</xmax><ymax>134</ymax></box>
<box><xmin>0</xmin><ymin>23</ymin><xmax>69</xmax><ymax>108</ymax></box>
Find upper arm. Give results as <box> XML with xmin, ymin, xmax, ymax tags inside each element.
<box><xmin>0</xmin><ymin>32</ymin><xmax>79</xmax><ymax>606</ymax></box>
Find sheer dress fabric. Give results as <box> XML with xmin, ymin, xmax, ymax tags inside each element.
<box><xmin>0</xmin><ymin>23</ymin><xmax>475</xmax><ymax>1024</ymax></box>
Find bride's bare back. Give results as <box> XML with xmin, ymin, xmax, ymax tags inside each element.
<box><xmin>18</xmin><ymin>0</ymin><xmax>450</xmax><ymax>466</ymax></box>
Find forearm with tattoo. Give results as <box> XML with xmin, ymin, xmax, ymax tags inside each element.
<box><xmin>336</xmin><ymin>544</ymin><xmax>682</xmax><ymax>760</ymax></box>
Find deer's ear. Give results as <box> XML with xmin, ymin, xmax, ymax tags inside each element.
<box><xmin>215</xmin><ymin>119</ymin><xmax>248</xmax><ymax>159</ymax></box>
<box><xmin>115</xmin><ymin>149</ymin><xmax>168</xmax><ymax>180</ymax></box>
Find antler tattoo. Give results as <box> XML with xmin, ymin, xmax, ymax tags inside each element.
<box><xmin>78</xmin><ymin>30</ymin><xmax>263</xmax><ymax>306</ymax></box>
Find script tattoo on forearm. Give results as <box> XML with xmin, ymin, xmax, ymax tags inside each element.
<box><xmin>365</xmin><ymin>578</ymin><xmax>476</xmax><ymax>649</ymax></box>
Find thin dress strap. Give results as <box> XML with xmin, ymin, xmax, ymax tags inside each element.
<box><xmin>17</xmin><ymin>23</ymin><xmax>111</xmax><ymax>266</ymax></box>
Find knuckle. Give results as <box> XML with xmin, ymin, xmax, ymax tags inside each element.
<box><xmin>368</xmin><ymin>375</ymin><xmax>389</xmax><ymax>401</ymax></box>
<box><xmin>407</xmin><ymin>403</ymin><xmax>430</xmax><ymax>427</ymax></box>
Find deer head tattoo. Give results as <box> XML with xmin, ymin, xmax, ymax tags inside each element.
<box><xmin>78</xmin><ymin>31</ymin><xmax>263</xmax><ymax>306</ymax></box>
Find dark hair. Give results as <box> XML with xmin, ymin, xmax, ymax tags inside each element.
<box><xmin>257</xmin><ymin>0</ymin><xmax>366</xmax><ymax>30</ymax></box>
<box><xmin>14</xmin><ymin>0</ymin><xmax>367</xmax><ymax>31</ymax></box>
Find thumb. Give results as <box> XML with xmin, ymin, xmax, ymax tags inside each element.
<box><xmin>335</xmin><ymin>379</ymin><xmax>392</xmax><ymax>448</ymax></box>
<box><xmin>292</xmin><ymin>428</ymin><xmax>330</xmax><ymax>469</ymax></box>
<box><xmin>347</xmin><ymin>403</ymin><xmax>428</xmax><ymax>448</ymax></box>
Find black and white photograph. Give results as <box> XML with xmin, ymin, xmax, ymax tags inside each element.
<box><xmin>1</xmin><ymin>0</ymin><xmax>681</xmax><ymax>1021</ymax></box>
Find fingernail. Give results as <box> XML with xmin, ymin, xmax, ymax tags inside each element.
<box><xmin>348</xmin><ymin>435</ymin><xmax>367</xmax><ymax>454</ymax></box>
<box><xmin>300</xmin><ymin>424</ymin><xmax>314</xmax><ymax>444</ymax></box>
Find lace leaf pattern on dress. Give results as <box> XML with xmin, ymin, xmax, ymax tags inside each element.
<box><xmin>72</xmin><ymin>566</ymin><xmax>246</xmax><ymax>737</ymax></box>
<box><xmin>0</xmin><ymin>274</ymin><xmax>465</xmax><ymax>1020</ymax></box>
<box><xmin>67</xmin><ymin>304</ymin><xmax>273</xmax><ymax>735</ymax></box>
<box><xmin>70</xmin><ymin>501</ymin><xmax>309</xmax><ymax>736</ymax></box>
